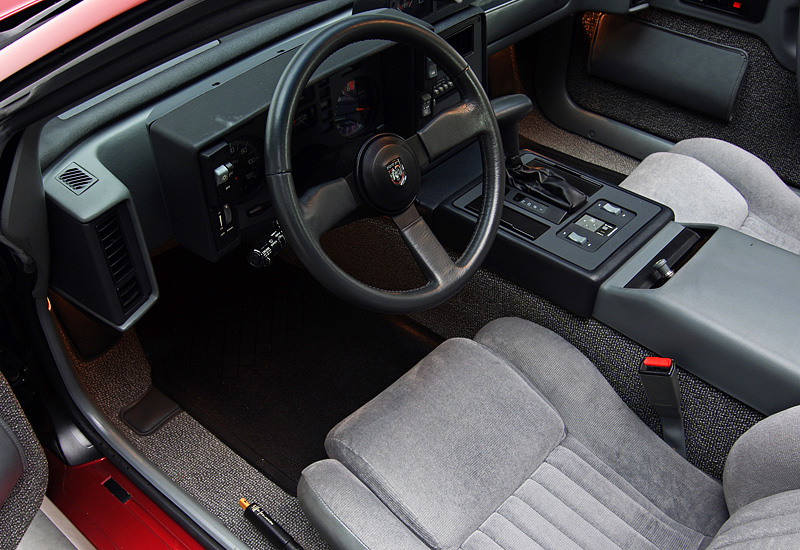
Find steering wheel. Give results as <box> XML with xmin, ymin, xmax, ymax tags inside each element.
<box><xmin>265</xmin><ymin>11</ymin><xmax>504</xmax><ymax>314</ymax></box>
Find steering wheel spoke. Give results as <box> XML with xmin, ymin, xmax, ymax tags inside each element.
<box><xmin>298</xmin><ymin>174</ymin><xmax>362</xmax><ymax>240</ymax></box>
<box><xmin>393</xmin><ymin>205</ymin><xmax>457</xmax><ymax>286</ymax></box>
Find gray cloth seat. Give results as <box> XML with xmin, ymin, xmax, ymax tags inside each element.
<box><xmin>620</xmin><ymin>138</ymin><xmax>800</xmax><ymax>254</ymax></box>
<box><xmin>299</xmin><ymin>317</ymin><xmax>800</xmax><ymax>550</ymax></box>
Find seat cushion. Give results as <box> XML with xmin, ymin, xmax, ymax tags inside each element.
<box><xmin>620</xmin><ymin>138</ymin><xmax>800</xmax><ymax>254</ymax></box>
<box><xmin>325</xmin><ymin>337</ymin><xmax>566</xmax><ymax>549</ymax></box>
<box><xmin>473</xmin><ymin>318</ymin><xmax>728</xmax><ymax>537</ymax></box>
<box><xmin>463</xmin><ymin>437</ymin><xmax>713</xmax><ymax>550</ymax></box>
<box><xmin>671</xmin><ymin>138</ymin><xmax>800</xmax><ymax>243</ymax></box>
<box><xmin>672</xmin><ymin>138</ymin><xmax>800</xmax><ymax>254</ymax></box>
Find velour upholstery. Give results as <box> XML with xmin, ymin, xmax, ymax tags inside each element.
<box><xmin>299</xmin><ymin>318</ymin><xmax>800</xmax><ymax>550</ymax></box>
<box><xmin>721</xmin><ymin>405</ymin><xmax>800</xmax><ymax>514</ymax></box>
<box><xmin>324</xmin><ymin>337</ymin><xmax>567</xmax><ymax>549</ymax></box>
<box><xmin>620</xmin><ymin>138</ymin><xmax>800</xmax><ymax>254</ymax></box>
<box><xmin>705</xmin><ymin>491</ymin><xmax>800</xmax><ymax>550</ymax></box>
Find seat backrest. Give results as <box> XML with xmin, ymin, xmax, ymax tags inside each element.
<box><xmin>706</xmin><ymin>404</ymin><xmax>800</xmax><ymax>549</ymax></box>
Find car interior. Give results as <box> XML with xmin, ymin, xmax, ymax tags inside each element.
<box><xmin>0</xmin><ymin>0</ymin><xmax>799</xmax><ymax>548</ymax></box>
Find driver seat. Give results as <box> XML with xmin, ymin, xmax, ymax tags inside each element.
<box><xmin>299</xmin><ymin>318</ymin><xmax>800</xmax><ymax>549</ymax></box>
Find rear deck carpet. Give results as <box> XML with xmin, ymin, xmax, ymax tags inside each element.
<box><xmin>137</xmin><ymin>246</ymin><xmax>441</xmax><ymax>494</ymax></box>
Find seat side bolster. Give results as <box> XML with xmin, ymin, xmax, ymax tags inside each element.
<box><xmin>707</xmin><ymin>489</ymin><xmax>800</xmax><ymax>549</ymax></box>
<box><xmin>723</xmin><ymin>405</ymin><xmax>800</xmax><ymax>514</ymax></box>
<box><xmin>299</xmin><ymin>460</ymin><xmax>431</xmax><ymax>550</ymax></box>
<box><xmin>620</xmin><ymin>152</ymin><xmax>748</xmax><ymax>229</ymax></box>
<box><xmin>0</xmin><ymin>416</ymin><xmax>25</xmax><ymax>505</ymax></box>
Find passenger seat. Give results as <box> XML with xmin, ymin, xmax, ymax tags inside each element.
<box><xmin>620</xmin><ymin>138</ymin><xmax>800</xmax><ymax>254</ymax></box>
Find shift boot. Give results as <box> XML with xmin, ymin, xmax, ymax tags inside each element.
<box><xmin>509</xmin><ymin>164</ymin><xmax>587</xmax><ymax>212</ymax></box>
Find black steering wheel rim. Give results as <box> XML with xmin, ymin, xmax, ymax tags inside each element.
<box><xmin>265</xmin><ymin>11</ymin><xmax>504</xmax><ymax>314</ymax></box>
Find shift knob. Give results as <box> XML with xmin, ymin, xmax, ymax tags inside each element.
<box><xmin>490</xmin><ymin>94</ymin><xmax>533</xmax><ymax>159</ymax></box>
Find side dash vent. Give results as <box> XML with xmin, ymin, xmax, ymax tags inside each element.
<box><xmin>445</xmin><ymin>26</ymin><xmax>474</xmax><ymax>57</ymax></box>
<box><xmin>56</xmin><ymin>163</ymin><xmax>98</xmax><ymax>195</ymax></box>
<box><xmin>96</xmin><ymin>212</ymin><xmax>142</xmax><ymax>314</ymax></box>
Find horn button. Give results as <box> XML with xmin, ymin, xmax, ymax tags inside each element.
<box><xmin>356</xmin><ymin>134</ymin><xmax>421</xmax><ymax>214</ymax></box>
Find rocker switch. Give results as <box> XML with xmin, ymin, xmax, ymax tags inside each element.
<box><xmin>567</xmin><ymin>231</ymin><xmax>588</xmax><ymax>245</ymax></box>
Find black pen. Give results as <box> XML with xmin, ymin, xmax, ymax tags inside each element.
<box><xmin>239</xmin><ymin>498</ymin><xmax>303</xmax><ymax>550</ymax></box>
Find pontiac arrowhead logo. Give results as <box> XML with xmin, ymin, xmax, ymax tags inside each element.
<box><xmin>386</xmin><ymin>157</ymin><xmax>407</xmax><ymax>186</ymax></box>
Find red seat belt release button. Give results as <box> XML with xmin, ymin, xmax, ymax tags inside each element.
<box><xmin>641</xmin><ymin>356</ymin><xmax>674</xmax><ymax>374</ymax></box>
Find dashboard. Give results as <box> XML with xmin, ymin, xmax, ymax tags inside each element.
<box><xmin>41</xmin><ymin>6</ymin><xmax>485</xmax><ymax>329</ymax></box>
<box><xmin>150</xmin><ymin>10</ymin><xmax>483</xmax><ymax>263</ymax></box>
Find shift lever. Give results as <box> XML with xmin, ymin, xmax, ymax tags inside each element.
<box><xmin>490</xmin><ymin>94</ymin><xmax>533</xmax><ymax>160</ymax></box>
<box><xmin>491</xmin><ymin>94</ymin><xmax>587</xmax><ymax>213</ymax></box>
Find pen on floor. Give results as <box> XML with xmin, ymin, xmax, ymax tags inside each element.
<box><xmin>239</xmin><ymin>498</ymin><xmax>303</xmax><ymax>550</ymax></box>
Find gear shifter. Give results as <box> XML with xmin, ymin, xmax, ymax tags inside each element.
<box><xmin>490</xmin><ymin>94</ymin><xmax>533</xmax><ymax>160</ymax></box>
<box><xmin>491</xmin><ymin>94</ymin><xmax>588</xmax><ymax>213</ymax></box>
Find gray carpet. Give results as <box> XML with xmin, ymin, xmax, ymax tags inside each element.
<box><xmin>519</xmin><ymin>98</ymin><xmax>640</xmax><ymax>176</ymax></box>
<box><xmin>61</xmin><ymin>325</ymin><xmax>331</xmax><ymax>550</ymax></box>
<box><xmin>565</xmin><ymin>9</ymin><xmax>800</xmax><ymax>187</ymax></box>
<box><xmin>0</xmin><ymin>374</ymin><xmax>48</xmax><ymax>550</ymax></box>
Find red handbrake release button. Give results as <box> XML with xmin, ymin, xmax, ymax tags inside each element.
<box><xmin>643</xmin><ymin>357</ymin><xmax>673</xmax><ymax>368</ymax></box>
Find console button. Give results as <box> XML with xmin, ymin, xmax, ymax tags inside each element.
<box><xmin>601</xmin><ymin>202</ymin><xmax>622</xmax><ymax>215</ymax></box>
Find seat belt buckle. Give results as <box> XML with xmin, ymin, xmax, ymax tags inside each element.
<box><xmin>639</xmin><ymin>357</ymin><xmax>686</xmax><ymax>457</ymax></box>
<box><xmin>639</xmin><ymin>356</ymin><xmax>675</xmax><ymax>377</ymax></box>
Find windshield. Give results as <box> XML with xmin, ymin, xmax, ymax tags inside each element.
<box><xmin>0</xmin><ymin>0</ymin><xmax>149</xmax><ymax>82</ymax></box>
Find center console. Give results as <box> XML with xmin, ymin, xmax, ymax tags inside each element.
<box><xmin>434</xmin><ymin>148</ymin><xmax>672</xmax><ymax>316</ymax></box>
<box><xmin>432</xmin><ymin>143</ymin><xmax>800</xmax><ymax>415</ymax></box>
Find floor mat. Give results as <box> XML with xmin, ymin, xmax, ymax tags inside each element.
<box><xmin>137</xmin><ymin>247</ymin><xmax>441</xmax><ymax>494</ymax></box>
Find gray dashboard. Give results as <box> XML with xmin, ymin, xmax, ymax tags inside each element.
<box><xmin>38</xmin><ymin>5</ymin><xmax>486</xmax><ymax>329</ymax></box>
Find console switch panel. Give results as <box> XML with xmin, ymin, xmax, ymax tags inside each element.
<box><xmin>559</xmin><ymin>201</ymin><xmax>636</xmax><ymax>251</ymax></box>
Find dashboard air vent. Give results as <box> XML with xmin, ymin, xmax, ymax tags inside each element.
<box><xmin>96</xmin><ymin>212</ymin><xmax>142</xmax><ymax>313</ymax></box>
<box><xmin>56</xmin><ymin>163</ymin><xmax>98</xmax><ymax>195</ymax></box>
<box><xmin>445</xmin><ymin>26</ymin><xmax>474</xmax><ymax>57</ymax></box>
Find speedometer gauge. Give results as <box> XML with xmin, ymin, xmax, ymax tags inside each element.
<box><xmin>335</xmin><ymin>77</ymin><xmax>375</xmax><ymax>139</ymax></box>
<box><xmin>227</xmin><ymin>138</ymin><xmax>262</xmax><ymax>198</ymax></box>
